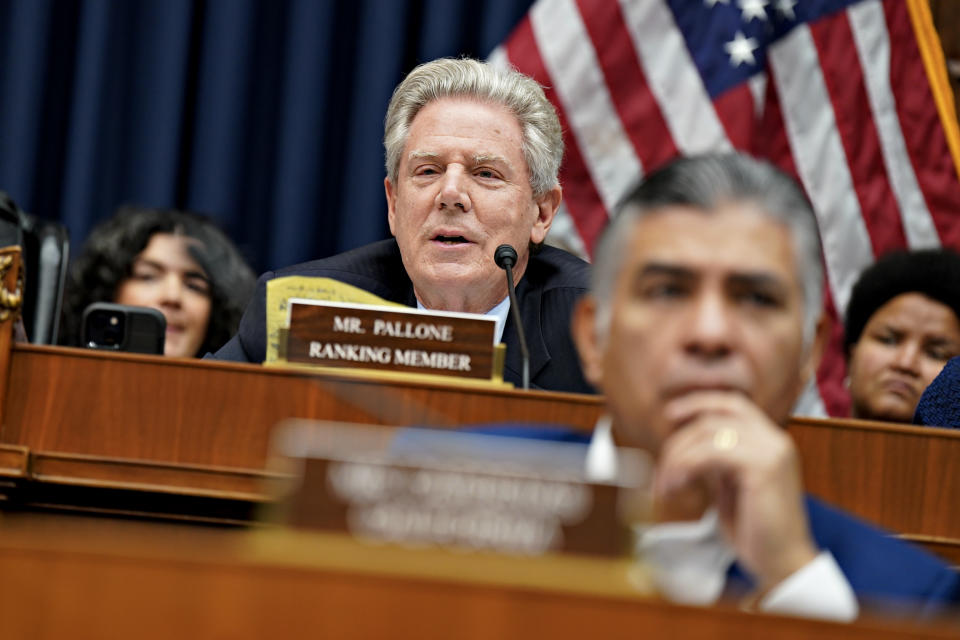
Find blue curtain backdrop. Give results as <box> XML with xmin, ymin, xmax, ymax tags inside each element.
<box><xmin>0</xmin><ymin>0</ymin><xmax>535</xmax><ymax>274</ymax></box>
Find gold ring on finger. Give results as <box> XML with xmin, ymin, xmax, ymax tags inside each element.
<box><xmin>713</xmin><ymin>427</ymin><xmax>739</xmax><ymax>451</ymax></box>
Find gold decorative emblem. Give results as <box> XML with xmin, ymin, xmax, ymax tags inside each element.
<box><xmin>0</xmin><ymin>254</ymin><xmax>23</xmax><ymax>323</ymax></box>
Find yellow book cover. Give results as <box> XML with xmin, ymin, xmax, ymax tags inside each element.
<box><xmin>264</xmin><ymin>276</ymin><xmax>407</xmax><ymax>362</ymax></box>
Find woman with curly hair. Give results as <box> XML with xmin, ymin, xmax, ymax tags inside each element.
<box><xmin>61</xmin><ymin>206</ymin><xmax>256</xmax><ymax>358</ymax></box>
<box><xmin>845</xmin><ymin>249</ymin><xmax>960</xmax><ymax>423</ymax></box>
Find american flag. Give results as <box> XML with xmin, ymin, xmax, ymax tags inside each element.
<box><xmin>490</xmin><ymin>0</ymin><xmax>960</xmax><ymax>417</ymax></box>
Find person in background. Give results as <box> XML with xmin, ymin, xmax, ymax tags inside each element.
<box><xmin>568</xmin><ymin>152</ymin><xmax>959</xmax><ymax>619</ymax></box>
<box><xmin>844</xmin><ymin>249</ymin><xmax>960</xmax><ymax>423</ymax></box>
<box><xmin>61</xmin><ymin>206</ymin><xmax>256</xmax><ymax>358</ymax></box>
<box><xmin>913</xmin><ymin>355</ymin><xmax>960</xmax><ymax>427</ymax></box>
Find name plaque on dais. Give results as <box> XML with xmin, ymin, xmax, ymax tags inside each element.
<box><xmin>268</xmin><ymin>421</ymin><xmax>653</xmax><ymax>559</ymax></box>
<box><xmin>282</xmin><ymin>299</ymin><xmax>503</xmax><ymax>382</ymax></box>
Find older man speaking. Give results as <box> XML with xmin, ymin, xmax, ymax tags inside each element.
<box><xmin>214</xmin><ymin>58</ymin><xmax>592</xmax><ymax>394</ymax></box>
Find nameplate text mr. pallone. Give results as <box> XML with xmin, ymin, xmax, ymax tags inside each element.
<box><xmin>283</xmin><ymin>299</ymin><xmax>501</xmax><ymax>381</ymax></box>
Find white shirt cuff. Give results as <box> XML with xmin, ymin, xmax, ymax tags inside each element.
<box><xmin>759</xmin><ymin>551</ymin><xmax>859</xmax><ymax>622</ymax></box>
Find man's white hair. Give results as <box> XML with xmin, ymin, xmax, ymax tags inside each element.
<box><xmin>383</xmin><ymin>57</ymin><xmax>563</xmax><ymax>198</ymax></box>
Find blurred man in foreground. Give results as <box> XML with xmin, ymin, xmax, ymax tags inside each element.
<box><xmin>214</xmin><ymin>58</ymin><xmax>592</xmax><ymax>393</ymax></box>
<box><xmin>570</xmin><ymin>153</ymin><xmax>959</xmax><ymax>620</ymax></box>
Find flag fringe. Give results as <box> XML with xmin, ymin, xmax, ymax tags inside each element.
<box><xmin>906</xmin><ymin>0</ymin><xmax>960</xmax><ymax>183</ymax></box>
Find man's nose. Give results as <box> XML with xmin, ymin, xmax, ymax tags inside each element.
<box><xmin>684</xmin><ymin>291</ymin><xmax>734</xmax><ymax>360</ymax></box>
<box><xmin>436</xmin><ymin>167</ymin><xmax>471</xmax><ymax>212</ymax></box>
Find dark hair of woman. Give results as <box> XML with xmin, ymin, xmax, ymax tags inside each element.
<box><xmin>60</xmin><ymin>206</ymin><xmax>256</xmax><ymax>356</ymax></box>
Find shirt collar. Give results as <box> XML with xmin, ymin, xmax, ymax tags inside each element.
<box><xmin>416</xmin><ymin>296</ymin><xmax>510</xmax><ymax>344</ymax></box>
<box><xmin>584</xmin><ymin>414</ymin><xmax>617</xmax><ymax>482</ymax></box>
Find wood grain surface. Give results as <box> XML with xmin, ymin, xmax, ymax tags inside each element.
<box><xmin>0</xmin><ymin>512</ymin><xmax>955</xmax><ymax>640</ymax></box>
<box><xmin>0</xmin><ymin>344</ymin><xmax>601</xmax><ymax>468</ymax></box>
<box><xmin>3</xmin><ymin>345</ymin><xmax>960</xmax><ymax>563</ymax></box>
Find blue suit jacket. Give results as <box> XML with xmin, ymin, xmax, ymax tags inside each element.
<box><xmin>914</xmin><ymin>356</ymin><xmax>960</xmax><ymax>428</ymax></box>
<box><xmin>465</xmin><ymin>424</ymin><xmax>960</xmax><ymax>618</ymax></box>
<box><xmin>211</xmin><ymin>239</ymin><xmax>595</xmax><ymax>394</ymax></box>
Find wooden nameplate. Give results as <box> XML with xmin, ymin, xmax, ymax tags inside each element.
<box><xmin>276</xmin><ymin>299</ymin><xmax>506</xmax><ymax>385</ymax></box>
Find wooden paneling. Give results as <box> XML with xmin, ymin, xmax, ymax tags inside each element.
<box><xmin>0</xmin><ymin>344</ymin><xmax>601</xmax><ymax>468</ymax></box>
<box><xmin>931</xmin><ymin>1</ymin><xmax>960</xmax><ymax>59</ymax></box>
<box><xmin>0</xmin><ymin>444</ymin><xmax>27</xmax><ymax>478</ymax></box>
<box><xmin>4</xmin><ymin>346</ymin><xmax>960</xmax><ymax>562</ymax></box>
<box><xmin>788</xmin><ymin>416</ymin><xmax>960</xmax><ymax>563</ymax></box>
<box><xmin>0</xmin><ymin>512</ymin><xmax>954</xmax><ymax>640</ymax></box>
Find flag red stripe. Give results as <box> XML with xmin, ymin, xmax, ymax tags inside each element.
<box><xmin>883</xmin><ymin>0</ymin><xmax>960</xmax><ymax>248</ymax></box>
<box><xmin>711</xmin><ymin>84</ymin><xmax>755</xmax><ymax>151</ymax></box>
<box><xmin>755</xmin><ymin>73</ymin><xmax>800</xmax><ymax>179</ymax></box>
<box><xmin>819</xmin><ymin>292</ymin><xmax>852</xmax><ymax>417</ymax></box>
<box><xmin>809</xmin><ymin>10</ymin><xmax>907</xmax><ymax>257</ymax></box>
<box><xmin>504</xmin><ymin>17</ymin><xmax>609</xmax><ymax>254</ymax></box>
<box><xmin>575</xmin><ymin>0</ymin><xmax>679</xmax><ymax>172</ymax></box>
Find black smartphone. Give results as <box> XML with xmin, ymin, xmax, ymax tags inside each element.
<box><xmin>82</xmin><ymin>302</ymin><xmax>166</xmax><ymax>355</ymax></box>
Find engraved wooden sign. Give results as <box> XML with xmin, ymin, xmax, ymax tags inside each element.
<box><xmin>283</xmin><ymin>299</ymin><xmax>499</xmax><ymax>381</ymax></box>
<box><xmin>289</xmin><ymin>457</ymin><xmax>628</xmax><ymax>557</ymax></box>
<box><xmin>270</xmin><ymin>422</ymin><xmax>652</xmax><ymax>559</ymax></box>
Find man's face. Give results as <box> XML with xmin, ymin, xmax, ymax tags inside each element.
<box><xmin>385</xmin><ymin>97</ymin><xmax>560</xmax><ymax>313</ymax></box>
<box><xmin>574</xmin><ymin>204</ymin><xmax>821</xmax><ymax>455</ymax></box>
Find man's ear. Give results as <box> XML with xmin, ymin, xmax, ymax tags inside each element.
<box><xmin>529</xmin><ymin>185</ymin><xmax>562</xmax><ymax>245</ymax></box>
<box><xmin>800</xmin><ymin>312</ymin><xmax>831</xmax><ymax>389</ymax></box>
<box><xmin>385</xmin><ymin>177</ymin><xmax>398</xmax><ymax>236</ymax></box>
<box><xmin>571</xmin><ymin>294</ymin><xmax>605</xmax><ymax>390</ymax></box>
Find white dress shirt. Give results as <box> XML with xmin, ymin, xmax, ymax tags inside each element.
<box><xmin>416</xmin><ymin>297</ymin><xmax>510</xmax><ymax>344</ymax></box>
<box><xmin>585</xmin><ymin>416</ymin><xmax>858</xmax><ymax>622</ymax></box>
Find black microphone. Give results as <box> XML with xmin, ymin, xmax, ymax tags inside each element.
<box><xmin>494</xmin><ymin>244</ymin><xmax>530</xmax><ymax>390</ymax></box>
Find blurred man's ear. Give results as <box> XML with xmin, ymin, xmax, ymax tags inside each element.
<box><xmin>800</xmin><ymin>312</ymin><xmax>831</xmax><ymax>389</ymax></box>
<box><xmin>571</xmin><ymin>295</ymin><xmax>605</xmax><ymax>390</ymax></box>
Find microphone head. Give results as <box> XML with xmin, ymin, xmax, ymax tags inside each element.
<box><xmin>494</xmin><ymin>244</ymin><xmax>518</xmax><ymax>269</ymax></box>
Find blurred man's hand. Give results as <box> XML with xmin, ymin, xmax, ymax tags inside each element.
<box><xmin>654</xmin><ymin>390</ymin><xmax>818</xmax><ymax>592</ymax></box>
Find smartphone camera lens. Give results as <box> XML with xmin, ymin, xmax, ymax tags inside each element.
<box><xmin>86</xmin><ymin>310</ymin><xmax>126</xmax><ymax>348</ymax></box>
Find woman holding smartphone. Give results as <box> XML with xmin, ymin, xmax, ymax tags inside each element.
<box><xmin>61</xmin><ymin>206</ymin><xmax>255</xmax><ymax>358</ymax></box>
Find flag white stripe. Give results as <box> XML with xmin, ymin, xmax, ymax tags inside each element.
<box><xmin>618</xmin><ymin>0</ymin><xmax>731</xmax><ymax>154</ymax></box>
<box><xmin>847</xmin><ymin>1</ymin><xmax>941</xmax><ymax>249</ymax></box>
<box><xmin>530</xmin><ymin>0</ymin><xmax>642</xmax><ymax>214</ymax></box>
<box><xmin>487</xmin><ymin>45</ymin><xmax>509</xmax><ymax>70</ymax></box>
<box><xmin>748</xmin><ymin>72</ymin><xmax>768</xmax><ymax>119</ymax></box>
<box><xmin>769</xmin><ymin>24</ymin><xmax>874</xmax><ymax>316</ymax></box>
<box><xmin>794</xmin><ymin>377</ymin><xmax>829</xmax><ymax>418</ymax></box>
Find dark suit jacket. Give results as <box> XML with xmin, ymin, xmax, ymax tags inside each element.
<box><xmin>914</xmin><ymin>356</ymin><xmax>960</xmax><ymax>428</ymax></box>
<box><xmin>464</xmin><ymin>424</ymin><xmax>960</xmax><ymax>617</ymax></box>
<box><xmin>212</xmin><ymin>239</ymin><xmax>595</xmax><ymax>394</ymax></box>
